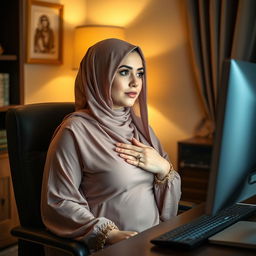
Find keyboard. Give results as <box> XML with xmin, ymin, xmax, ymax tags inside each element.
<box><xmin>151</xmin><ymin>203</ymin><xmax>256</xmax><ymax>249</ymax></box>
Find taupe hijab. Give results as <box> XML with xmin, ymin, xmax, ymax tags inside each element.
<box><xmin>74</xmin><ymin>38</ymin><xmax>165</xmax><ymax>153</ymax></box>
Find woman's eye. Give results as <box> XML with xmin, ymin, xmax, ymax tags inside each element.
<box><xmin>119</xmin><ymin>70</ymin><xmax>129</xmax><ymax>76</ymax></box>
<box><xmin>137</xmin><ymin>71</ymin><xmax>144</xmax><ymax>78</ymax></box>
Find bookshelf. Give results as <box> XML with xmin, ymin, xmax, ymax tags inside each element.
<box><xmin>0</xmin><ymin>0</ymin><xmax>24</xmax><ymax>248</ymax></box>
<box><xmin>0</xmin><ymin>0</ymin><xmax>24</xmax><ymax>110</ymax></box>
<box><xmin>0</xmin><ymin>55</ymin><xmax>17</xmax><ymax>61</ymax></box>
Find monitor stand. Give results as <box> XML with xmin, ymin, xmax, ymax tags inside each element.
<box><xmin>208</xmin><ymin>221</ymin><xmax>256</xmax><ymax>249</ymax></box>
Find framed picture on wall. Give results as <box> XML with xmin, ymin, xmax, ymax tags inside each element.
<box><xmin>26</xmin><ymin>0</ymin><xmax>63</xmax><ymax>64</ymax></box>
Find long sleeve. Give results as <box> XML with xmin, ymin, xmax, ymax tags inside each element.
<box><xmin>153</xmin><ymin>170</ymin><xmax>181</xmax><ymax>221</ymax></box>
<box><xmin>41</xmin><ymin>127</ymin><xmax>118</xmax><ymax>250</ymax></box>
<box><xmin>147</xmin><ymin>127</ymin><xmax>181</xmax><ymax>221</ymax></box>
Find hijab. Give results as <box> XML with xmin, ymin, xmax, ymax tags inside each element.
<box><xmin>73</xmin><ymin>38</ymin><xmax>165</xmax><ymax>153</ymax></box>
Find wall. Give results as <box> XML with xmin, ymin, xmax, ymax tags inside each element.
<box><xmin>24</xmin><ymin>0</ymin><xmax>204</xmax><ymax>167</ymax></box>
<box><xmin>86</xmin><ymin>0</ymin><xmax>204</xmax><ymax>167</ymax></box>
<box><xmin>24</xmin><ymin>0</ymin><xmax>86</xmax><ymax>104</ymax></box>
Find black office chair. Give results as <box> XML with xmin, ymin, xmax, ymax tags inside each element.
<box><xmin>6</xmin><ymin>103</ymin><xmax>89</xmax><ymax>256</ymax></box>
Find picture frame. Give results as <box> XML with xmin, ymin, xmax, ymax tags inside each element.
<box><xmin>26</xmin><ymin>0</ymin><xmax>63</xmax><ymax>64</ymax></box>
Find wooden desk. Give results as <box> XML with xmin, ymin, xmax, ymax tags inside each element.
<box><xmin>93</xmin><ymin>203</ymin><xmax>256</xmax><ymax>256</ymax></box>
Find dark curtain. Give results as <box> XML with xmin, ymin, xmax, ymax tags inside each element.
<box><xmin>184</xmin><ymin>0</ymin><xmax>256</xmax><ymax>137</ymax></box>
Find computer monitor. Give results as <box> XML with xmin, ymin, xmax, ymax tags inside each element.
<box><xmin>206</xmin><ymin>59</ymin><xmax>256</xmax><ymax>215</ymax></box>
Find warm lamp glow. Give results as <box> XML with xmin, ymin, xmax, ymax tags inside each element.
<box><xmin>73</xmin><ymin>25</ymin><xmax>125</xmax><ymax>69</ymax></box>
<box><xmin>86</xmin><ymin>0</ymin><xmax>150</xmax><ymax>27</ymax></box>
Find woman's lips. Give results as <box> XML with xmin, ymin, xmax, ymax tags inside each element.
<box><xmin>125</xmin><ymin>92</ymin><xmax>137</xmax><ymax>98</ymax></box>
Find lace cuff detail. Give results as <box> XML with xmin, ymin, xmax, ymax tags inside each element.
<box><xmin>154</xmin><ymin>163</ymin><xmax>176</xmax><ymax>184</ymax></box>
<box><xmin>95</xmin><ymin>222</ymin><xmax>119</xmax><ymax>250</ymax></box>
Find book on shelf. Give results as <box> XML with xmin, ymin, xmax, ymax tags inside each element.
<box><xmin>0</xmin><ymin>129</ymin><xmax>7</xmax><ymax>152</ymax></box>
<box><xmin>0</xmin><ymin>73</ymin><xmax>10</xmax><ymax>106</ymax></box>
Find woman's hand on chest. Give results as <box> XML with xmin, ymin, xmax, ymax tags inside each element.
<box><xmin>115</xmin><ymin>138</ymin><xmax>170</xmax><ymax>179</ymax></box>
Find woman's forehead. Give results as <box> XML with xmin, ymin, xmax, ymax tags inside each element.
<box><xmin>119</xmin><ymin>51</ymin><xmax>143</xmax><ymax>68</ymax></box>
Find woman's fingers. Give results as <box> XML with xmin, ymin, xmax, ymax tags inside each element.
<box><xmin>115</xmin><ymin>142</ymin><xmax>143</xmax><ymax>152</ymax></box>
<box><xmin>115</xmin><ymin>139</ymin><xmax>150</xmax><ymax>168</ymax></box>
<box><xmin>131</xmin><ymin>137</ymin><xmax>148</xmax><ymax>148</ymax></box>
<box><xmin>127</xmin><ymin>231</ymin><xmax>138</xmax><ymax>238</ymax></box>
<box><xmin>126</xmin><ymin>158</ymin><xmax>145</xmax><ymax>168</ymax></box>
<box><xmin>119</xmin><ymin>153</ymin><xmax>143</xmax><ymax>161</ymax></box>
<box><xmin>115</xmin><ymin>138</ymin><xmax>150</xmax><ymax>159</ymax></box>
<box><xmin>115</xmin><ymin>143</ymin><xmax>144</xmax><ymax>161</ymax></box>
<box><xmin>115</xmin><ymin>147</ymin><xmax>141</xmax><ymax>158</ymax></box>
<box><xmin>119</xmin><ymin>153</ymin><xmax>145</xmax><ymax>168</ymax></box>
<box><xmin>115</xmin><ymin>139</ymin><xmax>169</xmax><ymax>174</ymax></box>
<box><xmin>106</xmin><ymin>230</ymin><xmax>138</xmax><ymax>244</ymax></box>
<box><xmin>115</xmin><ymin>139</ymin><xmax>170</xmax><ymax>175</ymax></box>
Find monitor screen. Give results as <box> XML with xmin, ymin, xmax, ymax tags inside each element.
<box><xmin>206</xmin><ymin>59</ymin><xmax>256</xmax><ymax>215</ymax></box>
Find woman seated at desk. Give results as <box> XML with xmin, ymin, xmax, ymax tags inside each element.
<box><xmin>41</xmin><ymin>38</ymin><xmax>181</xmax><ymax>253</ymax></box>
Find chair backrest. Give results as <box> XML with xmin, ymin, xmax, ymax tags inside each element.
<box><xmin>6</xmin><ymin>102</ymin><xmax>75</xmax><ymax>228</ymax></box>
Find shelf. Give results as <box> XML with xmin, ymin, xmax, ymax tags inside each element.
<box><xmin>0</xmin><ymin>55</ymin><xmax>17</xmax><ymax>61</ymax></box>
<box><xmin>0</xmin><ymin>151</ymin><xmax>8</xmax><ymax>157</ymax></box>
<box><xmin>178</xmin><ymin>137</ymin><xmax>212</xmax><ymax>204</ymax></box>
<box><xmin>0</xmin><ymin>105</ymin><xmax>20</xmax><ymax>112</ymax></box>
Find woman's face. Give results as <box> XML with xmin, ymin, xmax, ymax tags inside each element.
<box><xmin>41</xmin><ymin>16</ymin><xmax>49</xmax><ymax>27</ymax></box>
<box><xmin>111</xmin><ymin>51</ymin><xmax>144</xmax><ymax>109</ymax></box>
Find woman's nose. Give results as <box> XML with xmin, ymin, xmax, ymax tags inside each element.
<box><xmin>129</xmin><ymin>74</ymin><xmax>139</xmax><ymax>87</ymax></box>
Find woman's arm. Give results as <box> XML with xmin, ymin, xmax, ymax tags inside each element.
<box><xmin>153</xmin><ymin>170</ymin><xmax>181</xmax><ymax>221</ymax></box>
<box><xmin>41</xmin><ymin>127</ymin><xmax>136</xmax><ymax>250</ymax></box>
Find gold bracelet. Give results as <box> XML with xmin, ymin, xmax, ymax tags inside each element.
<box><xmin>95</xmin><ymin>222</ymin><xmax>119</xmax><ymax>250</ymax></box>
<box><xmin>154</xmin><ymin>163</ymin><xmax>176</xmax><ymax>184</ymax></box>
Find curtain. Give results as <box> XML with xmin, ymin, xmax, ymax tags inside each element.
<box><xmin>184</xmin><ymin>0</ymin><xmax>256</xmax><ymax>137</ymax></box>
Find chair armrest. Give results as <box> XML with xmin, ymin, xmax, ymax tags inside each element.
<box><xmin>11</xmin><ymin>226</ymin><xmax>89</xmax><ymax>256</ymax></box>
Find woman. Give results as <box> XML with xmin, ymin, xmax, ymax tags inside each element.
<box><xmin>34</xmin><ymin>15</ymin><xmax>54</xmax><ymax>54</ymax></box>
<box><xmin>41</xmin><ymin>38</ymin><xmax>181</xmax><ymax>252</ymax></box>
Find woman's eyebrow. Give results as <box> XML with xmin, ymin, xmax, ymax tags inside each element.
<box><xmin>118</xmin><ymin>65</ymin><xmax>132</xmax><ymax>70</ymax></box>
<box><xmin>118</xmin><ymin>65</ymin><xmax>144</xmax><ymax>71</ymax></box>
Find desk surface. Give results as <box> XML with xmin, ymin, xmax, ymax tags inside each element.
<box><xmin>93</xmin><ymin>202</ymin><xmax>256</xmax><ymax>256</ymax></box>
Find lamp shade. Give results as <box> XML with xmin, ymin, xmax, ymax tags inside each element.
<box><xmin>73</xmin><ymin>25</ymin><xmax>125</xmax><ymax>69</ymax></box>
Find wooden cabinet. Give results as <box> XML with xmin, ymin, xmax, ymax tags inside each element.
<box><xmin>0</xmin><ymin>0</ymin><xmax>24</xmax><ymax>249</ymax></box>
<box><xmin>0</xmin><ymin>154</ymin><xmax>19</xmax><ymax>248</ymax></box>
<box><xmin>178</xmin><ymin>137</ymin><xmax>213</xmax><ymax>204</ymax></box>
